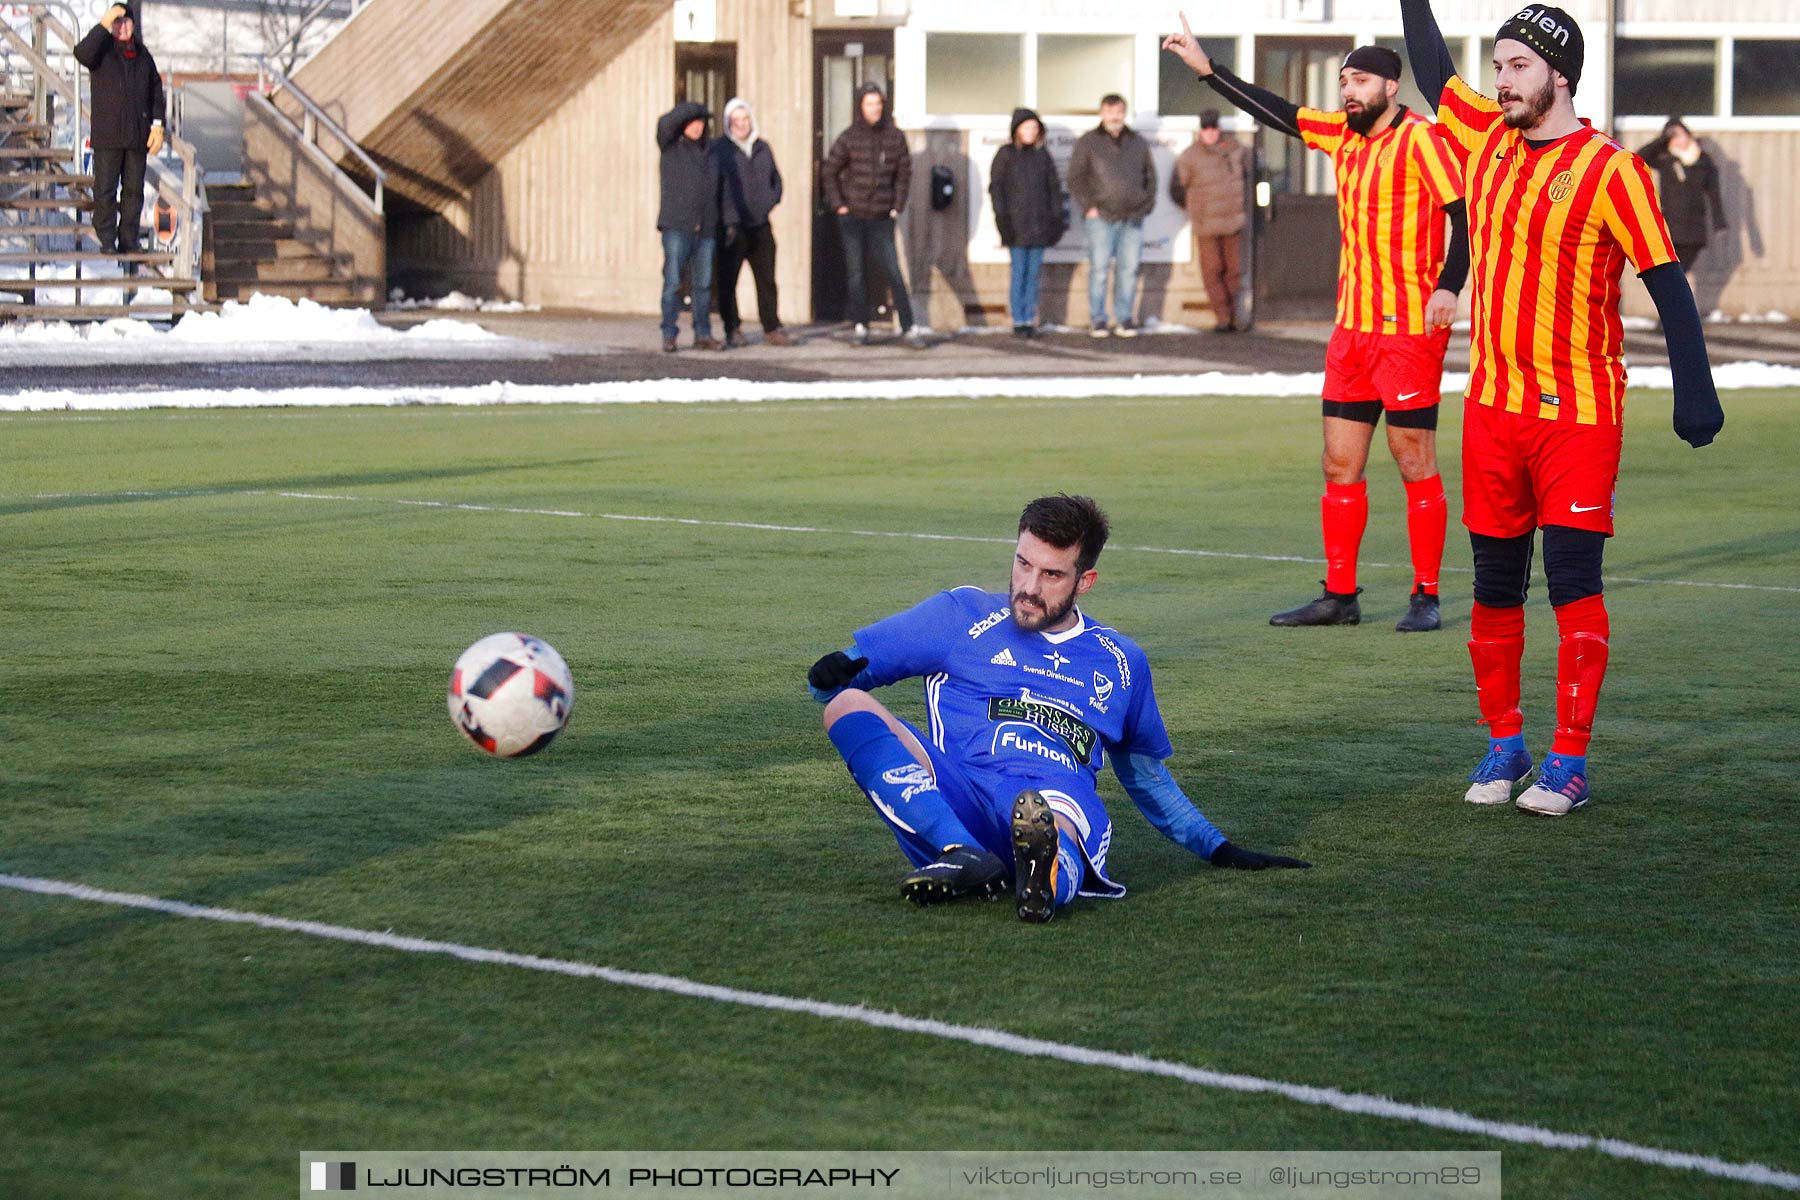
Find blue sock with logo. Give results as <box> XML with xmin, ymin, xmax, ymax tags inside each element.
<box><xmin>828</xmin><ymin>711</ymin><xmax>974</xmax><ymax>859</ymax></box>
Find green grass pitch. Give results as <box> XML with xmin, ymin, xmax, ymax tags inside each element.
<box><xmin>2</xmin><ymin>389</ymin><xmax>1797</xmax><ymax>1198</ymax></box>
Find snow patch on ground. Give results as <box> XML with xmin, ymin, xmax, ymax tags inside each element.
<box><xmin>4</xmin><ymin>361</ymin><xmax>1798</xmax><ymax>412</ymax></box>
<box><xmin>389</xmin><ymin>288</ymin><xmax>541</xmax><ymax>314</ymax></box>
<box><xmin>0</xmin><ymin>293</ymin><xmax>550</xmax><ymax>365</ymax></box>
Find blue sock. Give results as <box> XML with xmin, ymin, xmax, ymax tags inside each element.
<box><xmin>828</xmin><ymin>711</ymin><xmax>975</xmax><ymax>856</ymax></box>
<box><xmin>1053</xmin><ymin>835</ymin><xmax>1081</xmax><ymax>907</ymax></box>
<box><xmin>1490</xmin><ymin>733</ymin><xmax>1528</xmax><ymax>754</ymax></box>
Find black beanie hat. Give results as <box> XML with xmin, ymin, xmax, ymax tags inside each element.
<box><xmin>1495</xmin><ymin>5</ymin><xmax>1584</xmax><ymax>94</ymax></box>
<box><xmin>1342</xmin><ymin>46</ymin><xmax>1403</xmax><ymax>82</ymax></box>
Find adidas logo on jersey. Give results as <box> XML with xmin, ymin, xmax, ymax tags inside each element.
<box><xmin>990</xmin><ymin>648</ymin><xmax>1018</xmax><ymax>667</ymax></box>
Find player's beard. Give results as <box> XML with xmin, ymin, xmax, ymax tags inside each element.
<box><xmin>1010</xmin><ymin>587</ymin><xmax>1077</xmax><ymax>633</ymax></box>
<box><xmin>1499</xmin><ymin>76</ymin><xmax>1556</xmax><ymax>129</ymax></box>
<box><xmin>1344</xmin><ymin>93</ymin><xmax>1390</xmax><ymax>136</ymax></box>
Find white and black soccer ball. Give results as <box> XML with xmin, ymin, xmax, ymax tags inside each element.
<box><xmin>447</xmin><ymin>633</ymin><xmax>574</xmax><ymax>757</ymax></box>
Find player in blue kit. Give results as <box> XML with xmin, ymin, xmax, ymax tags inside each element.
<box><xmin>809</xmin><ymin>495</ymin><xmax>1310</xmax><ymax>923</ymax></box>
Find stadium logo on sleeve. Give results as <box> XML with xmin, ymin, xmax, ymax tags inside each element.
<box><xmin>967</xmin><ymin>609</ymin><xmax>1011</xmax><ymax>639</ymax></box>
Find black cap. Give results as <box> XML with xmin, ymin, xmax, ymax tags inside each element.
<box><xmin>1341</xmin><ymin>46</ymin><xmax>1403</xmax><ymax>81</ymax></box>
<box><xmin>1199</xmin><ymin>109</ymin><xmax>1221</xmax><ymax>129</ymax></box>
<box><xmin>1495</xmin><ymin>5</ymin><xmax>1584</xmax><ymax>94</ymax></box>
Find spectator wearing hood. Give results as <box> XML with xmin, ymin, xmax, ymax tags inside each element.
<box><xmin>74</xmin><ymin>3</ymin><xmax>164</xmax><ymax>258</ymax></box>
<box><xmin>822</xmin><ymin>83</ymin><xmax>923</xmax><ymax>347</ymax></box>
<box><xmin>656</xmin><ymin>100</ymin><xmax>721</xmax><ymax>351</ymax></box>
<box><xmin>712</xmin><ymin>98</ymin><xmax>792</xmax><ymax>348</ymax></box>
<box><xmin>1637</xmin><ymin>118</ymin><xmax>1727</xmax><ymax>278</ymax></box>
<box><xmin>1067</xmin><ymin>94</ymin><xmax>1156</xmax><ymax>336</ymax></box>
<box><xmin>1171</xmin><ymin>109</ymin><xmax>1249</xmax><ymax>331</ymax></box>
<box><xmin>988</xmin><ymin>108</ymin><xmax>1067</xmax><ymax>337</ymax></box>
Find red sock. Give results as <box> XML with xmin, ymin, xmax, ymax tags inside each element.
<box><xmin>1321</xmin><ymin>480</ymin><xmax>1368</xmax><ymax>595</ymax></box>
<box><xmin>1403</xmin><ymin>474</ymin><xmax>1447</xmax><ymax>594</ymax></box>
<box><xmin>1551</xmin><ymin>594</ymin><xmax>1611</xmax><ymax>756</ymax></box>
<box><xmin>1468</xmin><ymin>603</ymin><xmax>1525</xmax><ymax>737</ymax></box>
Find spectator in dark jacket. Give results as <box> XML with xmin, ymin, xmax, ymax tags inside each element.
<box><xmin>988</xmin><ymin>107</ymin><xmax>1066</xmax><ymax>337</ymax></box>
<box><xmin>1066</xmin><ymin>95</ymin><xmax>1156</xmax><ymax>336</ymax></box>
<box><xmin>1638</xmin><ymin>118</ymin><xmax>1728</xmax><ymax>278</ymax></box>
<box><xmin>822</xmin><ymin>83</ymin><xmax>922</xmax><ymax>346</ymax></box>
<box><xmin>656</xmin><ymin>100</ymin><xmax>720</xmax><ymax>352</ymax></box>
<box><xmin>712</xmin><ymin>98</ymin><xmax>792</xmax><ymax>348</ymax></box>
<box><xmin>73</xmin><ymin>3</ymin><xmax>164</xmax><ymax>257</ymax></box>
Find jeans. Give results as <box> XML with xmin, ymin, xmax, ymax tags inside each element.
<box><xmin>836</xmin><ymin>213</ymin><xmax>915</xmax><ymax>332</ymax></box>
<box><xmin>1008</xmin><ymin>246</ymin><xmax>1045</xmax><ymax>327</ymax></box>
<box><xmin>91</xmin><ymin>147</ymin><xmax>148</xmax><ymax>252</ymax></box>
<box><xmin>660</xmin><ymin>228</ymin><xmax>715</xmax><ymax>340</ymax></box>
<box><xmin>717</xmin><ymin>222</ymin><xmax>782</xmax><ymax>334</ymax></box>
<box><xmin>1084</xmin><ymin>215</ymin><xmax>1142</xmax><ymax>327</ymax></box>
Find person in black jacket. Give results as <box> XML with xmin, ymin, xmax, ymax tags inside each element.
<box><xmin>712</xmin><ymin>98</ymin><xmax>792</xmax><ymax>348</ymax></box>
<box><xmin>988</xmin><ymin>108</ymin><xmax>1067</xmax><ymax>338</ymax></box>
<box><xmin>73</xmin><ymin>3</ymin><xmax>164</xmax><ymax>258</ymax></box>
<box><xmin>822</xmin><ymin>83</ymin><xmax>923</xmax><ymax>347</ymax></box>
<box><xmin>656</xmin><ymin>100</ymin><xmax>720</xmax><ymax>352</ymax></box>
<box><xmin>1637</xmin><ymin>118</ymin><xmax>1727</xmax><ymax>278</ymax></box>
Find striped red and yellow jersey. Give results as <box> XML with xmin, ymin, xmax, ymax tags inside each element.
<box><xmin>1435</xmin><ymin>75</ymin><xmax>1678</xmax><ymax>426</ymax></box>
<box><xmin>1296</xmin><ymin>106</ymin><xmax>1464</xmax><ymax>335</ymax></box>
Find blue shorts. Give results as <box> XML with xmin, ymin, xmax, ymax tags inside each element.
<box><xmin>895</xmin><ymin>720</ymin><xmax>1126</xmax><ymax>899</ymax></box>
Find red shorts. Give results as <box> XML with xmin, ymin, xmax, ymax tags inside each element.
<box><xmin>1323</xmin><ymin>324</ymin><xmax>1451</xmax><ymax>410</ymax></box>
<box><xmin>1462</xmin><ymin>400</ymin><xmax>1622</xmax><ymax>537</ymax></box>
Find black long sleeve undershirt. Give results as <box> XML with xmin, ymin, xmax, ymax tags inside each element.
<box><xmin>1641</xmin><ymin>262</ymin><xmax>1724</xmax><ymax>447</ymax></box>
<box><xmin>1438</xmin><ymin>200</ymin><xmax>1470</xmax><ymax>294</ymax></box>
<box><xmin>1399</xmin><ymin>0</ymin><xmax>1459</xmax><ymax>105</ymax></box>
<box><xmin>1202</xmin><ymin>64</ymin><xmax>1303</xmax><ymax>139</ymax></box>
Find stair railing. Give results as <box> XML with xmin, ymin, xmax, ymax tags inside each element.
<box><xmin>253</xmin><ymin>59</ymin><xmax>384</xmax><ymax>215</ymax></box>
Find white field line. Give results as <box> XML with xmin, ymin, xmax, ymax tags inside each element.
<box><xmin>3</xmin><ymin>872</ymin><xmax>1795</xmax><ymax>1192</ymax></box>
<box><xmin>14</xmin><ymin>487</ymin><xmax>1800</xmax><ymax>594</ymax></box>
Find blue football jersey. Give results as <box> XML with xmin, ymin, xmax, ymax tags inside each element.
<box><xmin>853</xmin><ymin>587</ymin><xmax>1173</xmax><ymax>782</ymax></box>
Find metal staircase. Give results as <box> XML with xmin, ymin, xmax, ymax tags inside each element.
<box><xmin>0</xmin><ymin>3</ymin><xmax>204</xmax><ymax>321</ymax></box>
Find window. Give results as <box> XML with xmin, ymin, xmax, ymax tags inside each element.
<box><xmin>1158</xmin><ymin>37</ymin><xmax>1236</xmax><ymax>117</ymax></box>
<box><xmin>1732</xmin><ymin>40</ymin><xmax>1800</xmax><ymax>116</ymax></box>
<box><xmin>1037</xmin><ymin>34</ymin><xmax>1134</xmax><ymax>114</ymax></box>
<box><xmin>1374</xmin><ymin>37</ymin><xmax>1433</xmax><ymax>119</ymax></box>
<box><xmin>924</xmin><ymin>33</ymin><xmax>1022</xmax><ymax>115</ymax></box>
<box><xmin>1479</xmin><ymin>38</ymin><xmax>1496</xmax><ymax>96</ymax></box>
<box><xmin>1613</xmin><ymin>39</ymin><xmax>1716</xmax><ymax>117</ymax></box>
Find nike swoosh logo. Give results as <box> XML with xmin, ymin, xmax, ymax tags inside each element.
<box><xmin>1570</xmin><ymin>503</ymin><xmax>1604</xmax><ymax>513</ymax></box>
<box><xmin>1398</xmin><ymin>391</ymin><xmax>1421</xmax><ymax>402</ymax></box>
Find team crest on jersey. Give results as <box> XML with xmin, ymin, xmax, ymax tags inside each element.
<box><xmin>1092</xmin><ymin>672</ymin><xmax>1115</xmax><ymax>705</ymax></box>
<box><xmin>1545</xmin><ymin>170</ymin><xmax>1577</xmax><ymax>203</ymax></box>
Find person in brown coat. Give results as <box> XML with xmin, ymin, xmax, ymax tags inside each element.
<box><xmin>1171</xmin><ymin>110</ymin><xmax>1249</xmax><ymax>331</ymax></box>
<box><xmin>822</xmin><ymin>82</ymin><xmax>922</xmax><ymax>346</ymax></box>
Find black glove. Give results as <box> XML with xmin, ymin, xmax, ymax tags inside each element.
<box><xmin>1673</xmin><ymin>387</ymin><xmax>1724</xmax><ymax>448</ymax></box>
<box><xmin>807</xmin><ymin>651</ymin><xmax>869</xmax><ymax>692</ymax></box>
<box><xmin>1211</xmin><ymin>841</ymin><xmax>1311</xmax><ymax>870</ymax></box>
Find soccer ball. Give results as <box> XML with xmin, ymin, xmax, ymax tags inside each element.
<box><xmin>447</xmin><ymin>633</ymin><xmax>574</xmax><ymax>757</ymax></box>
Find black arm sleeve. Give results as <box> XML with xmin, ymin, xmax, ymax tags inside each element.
<box><xmin>1436</xmin><ymin>200</ymin><xmax>1469</xmax><ymax>294</ymax></box>
<box><xmin>1203</xmin><ymin>64</ymin><xmax>1303</xmax><ymax>140</ymax></box>
<box><xmin>1399</xmin><ymin>0</ymin><xmax>1458</xmax><ymax>106</ymax></box>
<box><xmin>1641</xmin><ymin>262</ymin><xmax>1724</xmax><ymax>448</ymax></box>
